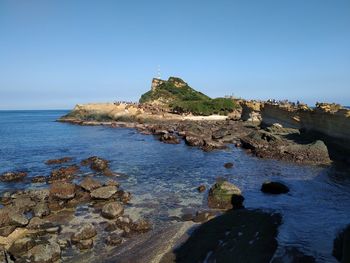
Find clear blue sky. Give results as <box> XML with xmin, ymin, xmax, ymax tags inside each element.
<box><xmin>1</xmin><ymin>0</ymin><xmax>349</xmax><ymax>109</ymax></box>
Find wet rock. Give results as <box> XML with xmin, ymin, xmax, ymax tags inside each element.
<box><xmin>131</xmin><ymin>219</ymin><xmax>152</xmax><ymax>233</ymax></box>
<box><xmin>71</xmin><ymin>223</ymin><xmax>97</xmax><ymax>242</ymax></box>
<box><xmin>105</xmin><ymin>179</ymin><xmax>120</xmax><ymax>187</ymax></box>
<box><xmin>50</xmin><ymin>182</ymin><xmax>76</xmax><ymax>200</ymax></box>
<box><xmin>105</xmin><ymin>233</ymin><xmax>123</xmax><ymax>246</ymax></box>
<box><xmin>224</xmin><ymin>162</ymin><xmax>234</xmax><ymax>168</ymax></box>
<box><xmin>27</xmin><ymin>217</ymin><xmax>50</xmax><ymax>230</ymax></box>
<box><xmin>12</xmin><ymin>196</ymin><xmax>36</xmax><ymax>212</ymax></box>
<box><xmin>76</xmin><ymin>239</ymin><xmax>94</xmax><ymax>250</ymax></box>
<box><xmin>9</xmin><ymin>211</ymin><xmax>29</xmax><ymax>226</ymax></box>
<box><xmin>160</xmin><ymin>134</ymin><xmax>180</xmax><ymax>144</ymax></box>
<box><xmin>185</xmin><ymin>136</ymin><xmax>204</xmax><ymax>147</ymax></box>
<box><xmin>181</xmin><ymin>213</ymin><xmax>194</xmax><ymax>221</ymax></box>
<box><xmin>197</xmin><ymin>185</ymin><xmax>206</xmax><ymax>193</ymax></box>
<box><xmin>208</xmin><ymin>181</ymin><xmax>244</xmax><ymax>210</ymax></box>
<box><xmin>90</xmin><ymin>186</ymin><xmax>117</xmax><ymax>200</ymax></box>
<box><xmin>49</xmin><ymin>165</ymin><xmax>79</xmax><ymax>182</ymax></box>
<box><xmin>27</xmin><ymin>241</ymin><xmax>61</xmax><ymax>263</ymax></box>
<box><xmin>81</xmin><ymin>156</ymin><xmax>109</xmax><ymax>171</ymax></box>
<box><xmin>118</xmin><ymin>190</ymin><xmax>132</xmax><ymax>204</ymax></box>
<box><xmin>31</xmin><ymin>176</ymin><xmax>47</xmax><ymax>184</ymax></box>
<box><xmin>33</xmin><ymin>202</ymin><xmax>50</xmax><ymax>218</ymax></box>
<box><xmin>261</xmin><ymin>181</ymin><xmax>289</xmax><ymax>194</ymax></box>
<box><xmin>28</xmin><ymin>189</ymin><xmax>50</xmax><ymax>202</ymax></box>
<box><xmin>333</xmin><ymin>224</ymin><xmax>350</xmax><ymax>263</ymax></box>
<box><xmin>101</xmin><ymin>202</ymin><xmax>124</xmax><ymax>219</ymax></box>
<box><xmin>0</xmin><ymin>225</ymin><xmax>16</xmax><ymax>237</ymax></box>
<box><xmin>79</xmin><ymin>177</ymin><xmax>102</xmax><ymax>192</ymax></box>
<box><xmin>0</xmin><ymin>171</ymin><xmax>27</xmax><ymax>182</ymax></box>
<box><xmin>202</xmin><ymin>140</ymin><xmax>227</xmax><ymax>151</ymax></box>
<box><xmin>45</xmin><ymin>157</ymin><xmax>73</xmax><ymax>165</ymax></box>
<box><xmin>8</xmin><ymin>236</ymin><xmax>36</xmax><ymax>258</ymax></box>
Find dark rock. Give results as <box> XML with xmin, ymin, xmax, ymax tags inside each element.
<box><xmin>106</xmin><ymin>233</ymin><xmax>123</xmax><ymax>246</ymax></box>
<box><xmin>261</xmin><ymin>181</ymin><xmax>289</xmax><ymax>194</ymax></box>
<box><xmin>224</xmin><ymin>162</ymin><xmax>234</xmax><ymax>168</ymax></box>
<box><xmin>81</xmin><ymin>156</ymin><xmax>109</xmax><ymax>171</ymax></box>
<box><xmin>76</xmin><ymin>239</ymin><xmax>94</xmax><ymax>250</ymax></box>
<box><xmin>49</xmin><ymin>165</ymin><xmax>79</xmax><ymax>182</ymax></box>
<box><xmin>185</xmin><ymin>136</ymin><xmax>204</xmax><ymax>147</ymax></box>
<box><xmin>101</xmin><ymin>202</ymin><xmax>124</xmax><ymax>219</ymax></box>
<box><xmin>50</xmin><ymin>182</ymin><xmax>76</xmax><ymax>200</ymax></box>
<box><xmin>71</xmin><ymin>223</ymin><xmax>97</xmax><ymax>242</ymax></box>
<box><xmin>90</xmin><ymin>186</ymin><xmax>117</xmax><ymax>199</ymax></box>
<box><xmin>79</xmin><ymin>177</ymin><xmax>102</xmax><ymax>192</ymax></box>
<box><xmin>45</xmin><ymin>157</ymin><xmax>73</xmax><ymax>165</ymax></box>
<box><xmin>31</xmin><ymin>176</ymin><xmax>47</xmax><ymax>184</ymax></box>
<box><xmin>208</xmin><ymin>181</ymin><xmax>244</xmax><ymax>210</ymax></box>
<box><xmin>333</xmin><ymin>224</ymin><xmax>350</xmax><ymax>263</ymax></box>
<box><xmin>160</xmin><ymin>134</ymin><xmax>180</xmax><ymax>144</ymax></box>
<box><xmin>0</xmin><ymin>171</ymin><xmax>27</xmax><ymax>182</ymax></box>
<box><xmin>131</xmin><ymin>219</ymin><xmax>152</xmax><ymax>233</ymax></box>
<box><xmin>33</xmin><ymin>202</ymin><xmax>50</xmax><ymax>218</ymax></box>
<box><xmin>181</xmin><ymin>213</ymin><xmax>194</xmax><ymax>221</ymax></box>
<box><xmin>197</xmin><ymin>185</ymin><xmax>206</xmax><ymax>193</ymax></box>
<box><xmin>8</xmin><ymin>236</ymin><xmax>36</xmax><ymax>258</ymax></box>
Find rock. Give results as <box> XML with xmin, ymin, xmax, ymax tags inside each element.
<box><xmin>81</xmin><ymin>156</ymin><xmax>109</xmax><ymax>171</ymax></box>
<box><xmin>197</xmin><ymin>185</ymin><xmax>206</xmax><ymax>193</ymax></box>
<box><xmin>90</xmin><ymin>186</ymin><xmax>117</xmax><ymax>199</ymax></box>
<box><xmin>12</xmin><ymin>196</ymin><xmax>36</xmax><ymax>212</ymax></box>
<box><xmin>27</xmin><ymin>242</ymin><xmax>61</xmax><ymax>263</ymax></box>
<box><xmin>49</xmin><ymin>165</ymin><xmax>79</xmax><ymax>182</ymax></box>
<box><xmin>79</xmin><ymin>177</ymin><xmax>102</xmax><ymax>192</ymax></box>
<box><xmin>9</xmin><ymin>211</ymin><xmax>29</xmax><ymax>226</ymax></box>
<box><xmin>192</xmin><ymin>211</ymin><xmax>214</xmax><ymax>223</ymax></box>
<box><xmin>31</xmin><ymin>176</ymin><xmax>47</xmax><ymax>183</ymax></box>
<box><xmin>33</xmin><ymin>202</ymin><xmax>50</xmax><ymax>218</ymax></box>
<box><xmin>208</xmin><ymin>181</ymin><xmax>244</xmax><ymax>210</ymax></box>
<box><xmin>160</xmin><ymin>134</ymin><xmax>180</xmax><ymax>144</ymax></box>
<box><xmin>261</xmin><ymin>181</ymin><xmax>289</xmax><ymax>194</ymax></box>
<box><xmin>101</xmin><ymin>202</ymin><xmax>124</xmax><ymax>219</ymax></box>
<box><xmin>50</xmin><ymin>182</ymin><xmax>76</xmax><ymax>200</ymax></box>
<box><xmin>71</xmin><ymin>223</ymin><xmax>97</xmax><ymax>242</ymax></box>
<box><xmin>181</xmin><ymin>213</ymin><xmax>194</xmax><ymax>221</ymax></box>
<box><xmin>0</xmin><ymin>225</ymin><xmax>16</xmax><ymax>237</ymax></box>
<box><xmin>118</xmin><ymin>190</ymin><xmax>132</xmax><ymax>204</ymax></box>
<box><xmin>45</xmin><ymin>157</ymin><xmax>73</xmax><ymax>165</ymax></box>
<box><xmin>333</xmin><ymin>224</ymin><xmax>350</xmax><ymax>263</ymax></box>
<box><xmin>76</xmin><ymin>239</ymin><xmax>94</xmax><ymax>250</ymax></box>
<box><xmin>105</xmin><ymin>179</ymin><xmax>120</xmax><ymax>187</ymax></box>
<box><xmin>185</xmin><ymin>136</ymin><xmax>204</xmax><ymax>147</ymax></box>
<box><xmin>29</xmin><ymin>189</ymin><xmax>50</xmax><ymax>202</ymax></box>
<box><xmin>0</xmin><ymin>171</ymin><xmax>27</xmax><ymax>182</ymax></box>
<box><xmin>8</xmin><ymin>236</ymin><xmax>36</xmax><ymax>258</ymax></box>
<box><xmin>224</xmin><ymin>162</ymin><xmax>234</xmax><ymax>168</ymax></box>
<box><xmin>131</xmin><ymin>219</ymin><xmax>152</xmax><ymax>233</ymax></box>
<box><xmin>105</xmin><ymin>233</ymin><xmax>123</xmax><ymax>246</ymax></box>
<box><xmin>212</xmin><ymin>128</ymin><xmax>230</xmax><ymax>139</ymax></box>
<box><xmin>202</xmin><ymin>140</ymin><xmax>227</xmax><ymax>151</ymax></box>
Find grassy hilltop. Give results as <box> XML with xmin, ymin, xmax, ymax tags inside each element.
<box><xmin>139</xmin><ymin>77</ymin><xmax>237</xmax><ymax>116</ymax></box>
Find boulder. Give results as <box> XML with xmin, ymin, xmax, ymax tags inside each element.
<box><xmin>160</xmin><ymin>134</ymin><xmax>180</xmax><ymax>144</ymax></box>
<box><xmin>105</xmin><ymin>233</ymin><xmax>123</xmax><ymax>246</ymax></box>
<box><xmin>79</xmin><ymin>177</ymin><xmax>102</xmax><ymax>192</ymax></box>
<box><xmin>33</xmin><ymin>202</ymin><xmax>50</xmax><ymax>218</ymax></box>
<box><xmin>101</xmin><ymin>202</ymin><xmax>124</xmax><ymax>219</ymax></box>
<box><xmin>45</xmin><ymin>157</ymin><xmax>73</xmax><ymax>165</ymax></box>
<box><xmin>76</xmin><ymin>239</ymin><xmax>94</xmax><ymax>250</ymax></box>
<box><xmin>71</xmin><ymin>223</ymin><xmax>97</xmax><ymax>242</ymax></box>
<box><xmin>50</xmin><ymin>182</ymin><xmax>76</xmax><ymax>200</ymax></box>
<box><xmin>261</xmin><ymin>181</ymin><xmax>289</xmax><ymax>194</ymax></box>
<box><xmin>131</xmin><ymin>219</ymin><xmax>152</xmax><ymax>233</ymax></box>
<box><xmin>208</xmin><ymin>181</ymin><xmax>244</xmax><ymax>210</ymax></box>
<box><xmin>185</xmin><ymin>136</ymin><xmax>204</xmax><ymax>147</ymax></box>
<box><xmin>8</xmin><ymin>237</ymin><xmax>36</xmax><ymax>258</ymax></box>
<box><xmin>27</xmin><ymin>242</ymin><xmax>61</xmax><ymax>263</ymax></box>
<box><xmin>49</xmin><ymin>165</ymin><xmax>79</xmax><ymax>182</ymax></box>
<box><xmin>90</xmin><ymin>186</ymin><xmax>117</xmax><ymax>199</ymax></box>
<box><xmin>197</xmin><ymin>185</ymin><xmax>206</xmax><ymax>193</ymax></box>
<box><xmin>81</xmin><ymin>156</ymin><xmax>109</xmax><ymax>171</ymax></box>
<box><xmin>9</xmin><ymin>211</ymin><xmax>29</xmax><ymax>226</ymax></box>
<box><xmin>224</xmin><ymin>162</ymin><xmax>234</xmax><ymax>169</ymax></box>
<box><xmin>31</xmin><ymin>176</ymin><xmax>47</xmax><ymax>183</ymax></box>
<box><xmin>0</xmin><ymin>171</ymin><xmax>27</xmax><ymax>182</ymax></box>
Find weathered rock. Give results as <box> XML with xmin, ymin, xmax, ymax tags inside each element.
<box><xmin>105</xmin><ymin>233</ymin><xmax>123</xmax><ymax>246</ymax></box>
<box><xmin>49</xmin><ymin>165</ymin><xmax>79</xmax><ymax>182</ymax></box>
<box><xmin>90</xmin><ymin>186</ymin><xmax>117</xmax><ymax>199</ymax></box>
<box><xmin>31</xmin><ymin>176</ymin><xmax>47</xmax><ymax>184</ymax></box>
<box><xmin>12</xmin><ymin>196</ymin><xmax>36</xmax><ymax>212</ymax></box>
<box><xmin>76</xmin><ymin>239</ymin><xmax>94</xmax><ymax>250</ymax></box>
<box><xmin>71</xmin><ymin>223</ymin><xmax>97</xmax><ymax>242</ymax></box>
<box><xmin>202</xmin><ymin>139</ymin><xmax>227</xmax><ymax>151</ymax></box>
<box><xmin>9</xmin><ymin>211</ymin><xmax>29</xmax><ymax>226</ymax></box>
<box><xmin>79</xmin><ymin>177</ymin><xmax>102</xmax><ymax>192</ymax></box>
<box><xmin>50</xmin><ymin>182</ymin><xmax>76</xmax><ymax>200</ymax></box>
<box><xmin>0</xmin><ymin>171</ymin><xmax>27</xmax><ymax>182</ymax></box>
<box><xmin>33</xmin><ymin>202</ymin><xmax>50</xmax><ymax>218</ymax></box>
<box><xmin>208</xmin><ymin>181</ymin><xmax>244</xmax><ymax>210</ymax></box>
<box><xmin>185</xmin><ymin>136</ymin><xmax>204</xmax><ymax>147</ymax></box>
<box><xmin>333</xmin><ymin>224</ymin><xmax>350</xmax><ymax>263</ymax></box>
<box><xmin>261</xmin><ymin>181</ymin><xmax>290</xmax><ymax>194</ymax></box>
<box><xmin>224</xmin><ymin>162</ymin><xmax>234</xmax><ymax>168</ymax></box>
<box><xmin>131</xmin><ymin>219</ymin><xmax>152</xmax><ymax>233</ymax></box>
<box><xmin>8</xmin><ymin>236</ymin><xmax>36</xmax><ymax>258</ymax></box>
<box><xmin>0</xmin><ymin>225</ymin><xmax>16</xmax><ymax>237</ymax></box>
<box><xmin>101</xmin><ymin>202</ymin><xmax>124</xmax><ymax>219</ymax></box>
<box><xmin>160</xmin><ymin>134</ymin><xmax>180</xmax><ymax>144</ymax></box>
<box><xmin>27</xmin><ymin>242</ymin><xmax>61</xmax><ymax>263</ymax></box>
<box><xmin>118</xmin><ymin>190</ymin><xmax>132</xmax><ymax>204</ymax></box>
<box><xmin>212</xmin><ymin>128</ymin><xmax>230</xmax><ymax>139</ymax></box>
<box><xmin>45</xmin><ymin>157</ymin><xmax>73</xmax><ymax>165</ymax></box>
<box><xmin>81</xmin><ymin>156</ymin><xmax>109</xmax><ymax>171</ymax></box>
<box><xmin>192</xmin><ymin>211</ymin><xmax>215</xmax><ymax>223</ymax></box>
<box><xmin>197</xmin><ymin>185</ymin><xmax>206</xmax><ymax>193</ymax></box>
<box><xmin>105</xmin><ymin>179</ymin><xmax>120</xmax><ymax>187</ymax></box>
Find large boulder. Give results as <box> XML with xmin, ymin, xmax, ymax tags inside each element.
<box><xmin>49</xmin><ymin>182</ymin><xmax>76</xmax><ymax>200</ymax></box>
<box><xmin>8</xmin><ymin>236</ymin><xmax>36</xmax><ymax>258</ymax></box>
<box><xmin>90</xmin><ymin>186</ymin><xmax>117</xmax><ymax>200</ymax></box>
<box><xmin>261</xmin><ymin>181</ymin><xmax>289</xmax><ymax>194</ymax></box>
<box><xmin>27</xmin><ymin>242</ymin><xmax>61</xmax><ymax>263</ymax></box>
<box><xmin>160</xmin><ymin>134</ymin><xmax>180</xmax><ymax>144</ymax></box>
<box><xmin>185</xmin><ymin>136</ymin><xmax>204</xmax><ymax>147</ymax></box>
<box><xmin>101</xmin><ymin>202</ymin><xmax>124</xmax><ymax>219</ymax></box>
<box><xmin>0</xmin><ymin>171</ymin><xmax>27</xmax><ymax>182</ymax></box>
<box><xmin>71</xmin><ymin>223</ymin><xmax>97</xmax><ymax>242</ymax></box>
<box><xmin>79</xmin><ymin>177</ymin><xmax>102</xmax><ymax>192</ymax></box>
<box><xmin>208</xmin><ymin>181</ymin><xmax>244</xmax><ymax>210</ymax></box>
<box><xmin>33</xmin><ymin>202</ymin><xmax>50</xmax><ymax>218</ymax></box>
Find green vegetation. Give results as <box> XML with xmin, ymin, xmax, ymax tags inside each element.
<box><xmin>139</xmin><ymin>77</ymin><xmax>238</xmax><ymax>116</ymax></box>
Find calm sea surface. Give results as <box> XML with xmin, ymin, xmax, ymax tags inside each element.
<box><xmin>1</xmin><ymin>110</ymin><xmax>350</xmax><ymax>262</ymax></box>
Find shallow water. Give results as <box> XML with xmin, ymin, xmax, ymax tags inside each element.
<box><xmin>1</xmin><ymin>110</ymin><xmax>350</xmax><ymax>262</ymax></box>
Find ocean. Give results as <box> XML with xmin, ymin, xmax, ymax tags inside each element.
<box><xmin>1</xmin><ymin>110</ymin><xmax>350</xmax><ymax>262</ymax></box>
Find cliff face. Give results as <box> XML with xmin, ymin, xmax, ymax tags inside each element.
<box><xmin>260</xmin><ymin>103</ymin><xmax>350</xmax><ymax>152</ymax></box>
